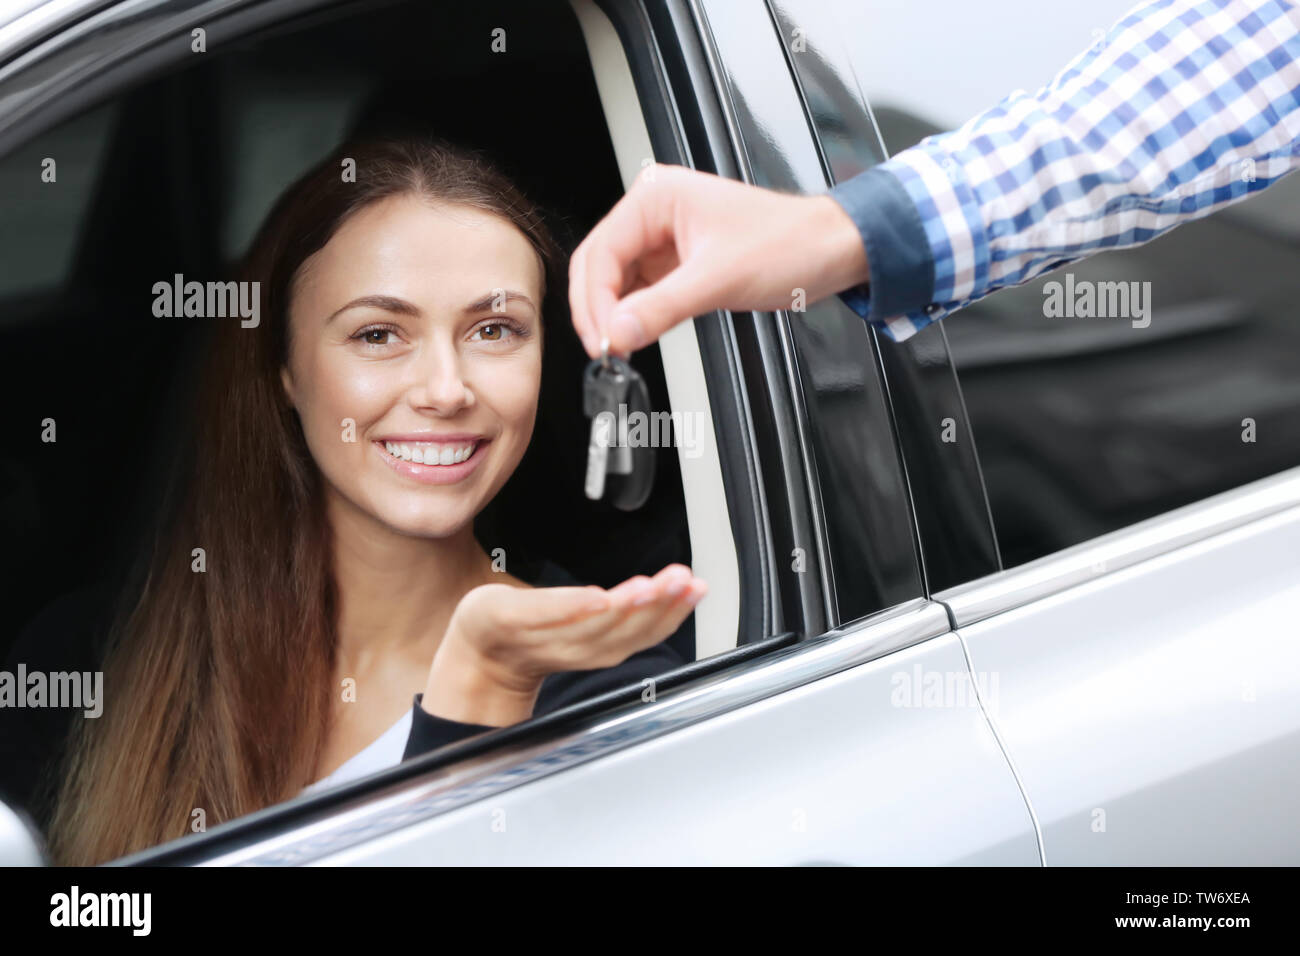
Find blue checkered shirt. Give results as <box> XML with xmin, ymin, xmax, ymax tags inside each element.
<box><xmin>828</xmin><ymin>0</ymin><xmax>1300</xmax><ymax>341</ymax></box>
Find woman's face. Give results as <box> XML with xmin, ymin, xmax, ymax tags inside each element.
<box><xmin>281</xmin><ymin>193</ymin><xmax>544</xmax><ymax>540</ymax></box>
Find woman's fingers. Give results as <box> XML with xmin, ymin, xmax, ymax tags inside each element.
<box><xmin>497</xmin><ymin>583</ymin><xmax>618</xmax><ymax>627</ymax></box>
<box><xmin>549</xmin><ymin>565</ymin><xmax>705</xmax><ymax>667</ymax></box>
<box><xmin>446</xmin><ymin>567</ymin><xmax>705</xmax><ymax>699</ymax></box>
<box><xmin>605</xmin><ymin>564</ymin><xmax>691</xmax><ymax>608</ymax></box>
<box><xmin>605</xmin><ymin>568</ymin><xmax>706</xmax><ymax>649</ymax></box>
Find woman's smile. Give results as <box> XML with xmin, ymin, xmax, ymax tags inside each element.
<box><xmin>373</xmin><ymin>435</ymin><xmax>491</xmax><ymax>484</ymax></box>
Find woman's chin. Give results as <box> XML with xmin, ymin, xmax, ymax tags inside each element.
<box><xmin>377</xmin><ymin>509</ymin><xmax>478</xmax><ymax>541</ymax></box>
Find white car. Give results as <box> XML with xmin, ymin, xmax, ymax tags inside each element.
<box><xmin>0</xmin><ymin>0</ymin><xmax>1297</xmax><ymax>866</ymax></box>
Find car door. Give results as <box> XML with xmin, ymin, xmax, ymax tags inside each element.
<box><xmin>938</xmin><ymin>476</ymin><xmax>1300</xmax><ymax>865</ymax></box>
<box><xmin>838</xmin><ymin>0</ymin><xmax>1300</xmax><ymax>864</ymax></box>
<box><xmin>0</xmin><ymin>0</ymin><xmax>1039</xmax><ymax>866</ymax></box>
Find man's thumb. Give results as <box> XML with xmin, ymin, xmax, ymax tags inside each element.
<box><xmin>606</xmin><ymin>259</ymin><xmax>717</xmax><ymax>353</ymax></box>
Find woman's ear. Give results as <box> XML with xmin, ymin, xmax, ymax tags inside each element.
<box><xmin>280</xmin><ymin>366</ymin><xmax>296</xmax><ymax>409</ymax></box>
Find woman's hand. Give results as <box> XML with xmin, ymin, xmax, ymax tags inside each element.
<box><xmin>420</xmin><ymin>563</ymin><xmax>706</xmax><ymax>727</ymax></box>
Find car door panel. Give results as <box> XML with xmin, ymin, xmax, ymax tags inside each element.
<box><xmin>314</xmin><ymin>619</ymin><xmax>1038</xmax><ymax>865</ymax></box>
<box><xmin>950</xmin><ymin>488</ymin><xmax>1300</xmax><ymax>864</ymax></box>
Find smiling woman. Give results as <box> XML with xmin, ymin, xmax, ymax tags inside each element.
<box><xmin>33</xmin><ymin>137</ymin><xmax>704</xmax><ymax>866</ymax></box>
<box><xmin>281</xmin><ymin>190</ymin><xmax>547</xmax><ymax>538</ymax></box>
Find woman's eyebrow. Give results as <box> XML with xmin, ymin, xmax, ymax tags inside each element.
<box><xmin>325</xmin><ymin>294</ymin><xmax>420</xmax><ymax>324</ymax></box>
<box><xmin>465</xmin><ymin>289</ymin><xmax>538</xmax><ymax>315</ymax></box>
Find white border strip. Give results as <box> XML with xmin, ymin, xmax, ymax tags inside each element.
<box><xmin>570</xmin><ymin>0</ymin><xmax>740</xmax><ymax>657</ymax></box>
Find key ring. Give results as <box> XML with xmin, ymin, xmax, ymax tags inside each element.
<box><xmin>599</xmin><ymin>335</ymin><xmax>611</xmax><ymax>371</ymax></box>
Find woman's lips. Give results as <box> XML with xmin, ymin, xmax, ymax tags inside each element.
<box><xmin>373</xmin><ymin>438</ymin><xmax>489</xmax><ymax>485</ymax></box>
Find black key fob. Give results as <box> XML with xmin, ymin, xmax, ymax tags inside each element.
<box><xmin>582</xmin><ymin>355</ymin><xmax>655</xmax><ymax>511</ymax></box>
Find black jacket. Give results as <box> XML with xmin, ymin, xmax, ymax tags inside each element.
<box><xmin>0</xmin><ymin>560</ymin><xmax>689</xmax><ymax>835</ymax></box>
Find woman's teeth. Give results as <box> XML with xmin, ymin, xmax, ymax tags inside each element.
<box><xmin>384</xmin><ymin>441</ymin><xmax>477</xmax><ymax>465</ymax></box>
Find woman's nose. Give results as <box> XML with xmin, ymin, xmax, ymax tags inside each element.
<box><xmin>411</xmin><ymin>341</ymin><xmax>473</xmax><ymax>413</ymax></box>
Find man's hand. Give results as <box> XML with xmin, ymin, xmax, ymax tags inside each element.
<box><xmin>568</xmin><ymin>163</ymin><xmax>870</xmax><ymax>357</ymax></box>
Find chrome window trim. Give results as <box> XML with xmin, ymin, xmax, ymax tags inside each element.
<box><xmin>118</xmin><ymin>597</ymin><xmax>950</xmax><ymax>865</ymax></box>
<box><xmin>935</xmin><ymin>464</ymin><xmax>1300</xmax><ymax>628</ymax></box>
<box><xmin>0</xmin><ymin>0</ymin><xmax>115</xmax><ymax>58</ymax></box>
<box><xmin>0</xmin><ymin>0</ymin><xmax>304</xmax><ymax>152</ymax></box>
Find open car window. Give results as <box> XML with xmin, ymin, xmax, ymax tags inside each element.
<box><xmin>0</xmin><ymin>0</ymin><xmax>759</xmax><ymax>864</ymax></box>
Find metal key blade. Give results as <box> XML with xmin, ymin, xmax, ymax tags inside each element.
<box><xmin>583</xmin><ymin>356</ymin><xmax>631</xmax><ymax>499</ymax></box>
<box><xmin>585</xmin><ymin>410</ymin><xmax>614</xmax><ymax>499</ymax></box>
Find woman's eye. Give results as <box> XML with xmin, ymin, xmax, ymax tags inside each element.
<box><xmin>473</xmin><ymin>322</ymin><xmax>516</xmax><ymax>342</ymax></box>
<box><xmin>353</xmin><ymin>327</ymin><xmax>395</xmax><ymax>346</ymax></box>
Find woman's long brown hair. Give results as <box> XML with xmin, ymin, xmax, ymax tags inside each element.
<box><xmin>47</xmin><ymin>137</ymin><xmax>566</xmax><ymax>865</ymax></box>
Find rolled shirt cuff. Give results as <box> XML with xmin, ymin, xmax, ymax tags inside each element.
<box><xmin>827</xmin><ymin>164</ymin><xmax>935</xmax><ymax>341</ymax></box>
<box><xmin>828</xmin><ymin>137</ymin><xmax>987</xmax><ymax>341</ymax></box>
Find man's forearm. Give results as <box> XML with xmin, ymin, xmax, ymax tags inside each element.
<box><xmin>828</xmin><ymin>0</ymin><xmax>1300</xmax><ymax>342</ymax></box>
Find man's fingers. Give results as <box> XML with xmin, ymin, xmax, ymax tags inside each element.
<box><xmin>581</xmin><ymin>172</ymin><xmax>678</xmax><ymax>352</ymax></box>
<box><xmin>605</xmin><ymin>255</ymin><xmax>720</xmax><ymax>354</ymax></box>
<box><xmin>568</xmin><ymin>237</ymin><xmax>598</xmax><ymax>358</ymax></box>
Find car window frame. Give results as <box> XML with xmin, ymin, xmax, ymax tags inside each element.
<box><xmin>0</xmin><ymin>0</ymin><xmax>835</xmax><ymax>865</ymax></box>
<box><xmin>759</xmin><ymin>0</ymin><xmax>1002</xmax><ymax>598</ymax></box>
<box><xmin>692</xmin><ymin>0</ymin><xmax>930</xmax><ymax>628</ymax></box>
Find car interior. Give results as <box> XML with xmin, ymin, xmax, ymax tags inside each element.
<box><xmin>0</xmin><ymin>0</ymin><xmax>744</xmax><ymax>674</ymax></box>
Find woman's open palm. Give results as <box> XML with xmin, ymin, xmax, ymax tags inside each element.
<box><xmin>422</xmin><ymin>564</ymin><xmax>706</xmax><ymax>726</ymax></box>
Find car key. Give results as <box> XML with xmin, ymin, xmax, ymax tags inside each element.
<box><xmin>583</xmin><ymin>353</ymin><xmax>632</xmax><ymax>500</ymax></box>
<box><xmin>582</xmin><ymin>350</ymin><xmax>654</xmax><ymax>509</ymax></box>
